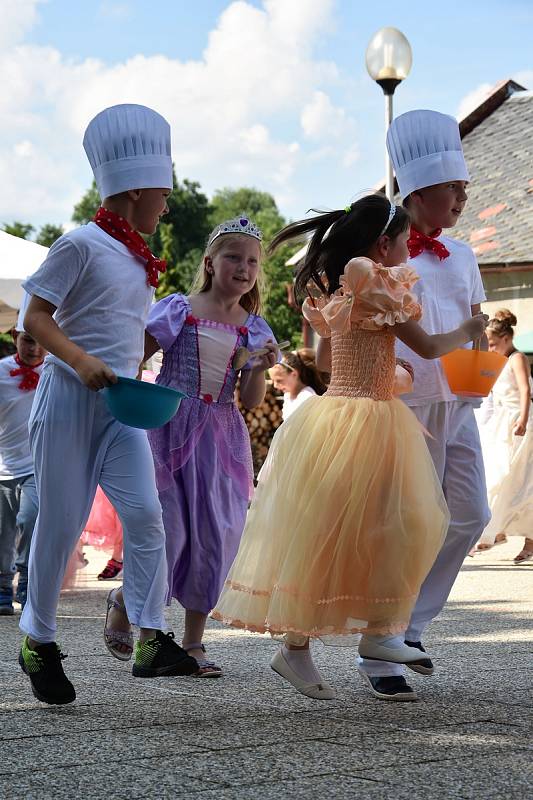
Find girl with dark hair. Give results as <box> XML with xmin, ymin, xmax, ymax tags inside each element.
<box><xmin>213</xmin><ymin>193</ymin><xmax>487</xmax><ymax>700</ymax></box>
<box><xmin>270</xmin><ymin>348</ymin><xmax>328</xmax><ymax>421</ymax></box>
<box><xmin>473</xmin><ymin>309</ymin><xmax>533</xmax><ymax>564</ymax></box>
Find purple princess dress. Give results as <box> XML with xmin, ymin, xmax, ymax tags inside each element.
<box><xmin>146</xmin><ymin>293</ymin><xmax>276</xmax><ymax>613</ymax></box>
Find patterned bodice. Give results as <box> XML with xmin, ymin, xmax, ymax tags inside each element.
<box><xmin>327</xmin><ymin>328</ymin><xmax>396</xmax><ymax>401</ymax></box>
<box><xmin>157</xmin><ymin>315</ymin><xmax>248</xmax><ymax>404</ymax></box>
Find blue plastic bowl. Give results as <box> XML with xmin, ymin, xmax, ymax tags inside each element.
<box><xmin>103</xmin><ymin>377</ymin><xmax>186</xmax><ymax>429</ymax></box>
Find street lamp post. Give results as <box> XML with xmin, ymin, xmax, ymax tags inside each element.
<box><xmin>365</xmin><ymin>27</ymin><xmax>412</xmax><ymax>200</ymax></box>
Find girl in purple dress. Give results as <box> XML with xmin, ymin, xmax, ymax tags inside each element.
<box><xmin>144</xmin><ymin>217</ymin><xmax>278</xmax><ymax>676</ymax></box>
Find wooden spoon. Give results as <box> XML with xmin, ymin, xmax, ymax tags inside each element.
<box><xmin>232</xmin><ymin>340</ymin><xmax>291</xmax><ymax>371</ymax></box>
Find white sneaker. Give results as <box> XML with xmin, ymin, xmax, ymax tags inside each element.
<box><xmin>270</xmin><ymin>649</ymin><xmax>336</xmax><ymax>700</ymax></box>
<box><xmin>358</xmin><ymin>635</ymin><xmax>433</xmax><ymax>665</ymax></box>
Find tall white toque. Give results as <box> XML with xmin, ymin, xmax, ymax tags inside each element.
<box><xmin>83</xmin><ymin>104</ymin><xmax>173</xmax><ymax>199</ymax></box>
<box><xmin>386</xmin><ymin>109</ymin><xmax>470</xmax><ymax>198</ymax></box>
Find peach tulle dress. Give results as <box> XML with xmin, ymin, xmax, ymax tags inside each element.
<box><xmin>212</xmin><ymin>258</ymin><xmax>449</xmax><ymax>640</ymax></box>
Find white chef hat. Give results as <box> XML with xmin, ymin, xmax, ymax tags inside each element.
<box><xmin>386</xmin><ymin>109</ymin><xmax>470</xmax><ymax>198</ymax></box>
<box><xmin>83</xmin><ymin>104</ymin><xmax>173</xmax><ymax>200</ymax></box>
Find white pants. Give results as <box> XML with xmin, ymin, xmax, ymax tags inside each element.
<box><xmin>20</xmin><ymin>364</ymin><xmax>167</xmax><ymax>643</ymax></box>
<box><xmin>360</xmin><ymin>401</ymin><xmax>490</xmax><ymax>677</ymax></box>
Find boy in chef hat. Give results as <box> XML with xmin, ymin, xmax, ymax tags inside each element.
<box><xmin>358</xmin><ymin>109</ymin><xmax>490</xmax><ymax>701</ymax></box>
<box><xmin>0</xmin><ymin>293</ymin><xmax>45</xmax><ymax>616</ymax></box>
<box><xmin>19</xmin><ymin>104</ymin><xmax>198</xmax><ymax>705</ymax></box>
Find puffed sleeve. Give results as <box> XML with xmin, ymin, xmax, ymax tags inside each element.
<box><xmin>146</xmin><ymin>294</ymin><xmax>188</xmax><ymax>351</ymax></box>
<box><xmin>302</xmin><ymin>297</ymin><xmax>332</xmax><ymax>338</ymax></box>
<box><xmin>321</xmin><ymin>257</ymin><xmax>422</xmax><ymax>333</ymax></box>
<box><xmin>241</xmin><ymin>315</ymin><xmax>280</xmax><ymax>371</ymax></box>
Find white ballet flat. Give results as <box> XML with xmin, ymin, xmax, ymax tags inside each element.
<box><xmin>270</xmin><ymin>649</ymin><xmax>336</xmax><ymax>700</ymax></box>
<box><xmin>358</xmin><ymin>636</ymin><xmax>433</xmax><ymax>665</ymax></box>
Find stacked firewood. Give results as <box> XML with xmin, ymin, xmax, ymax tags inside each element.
<box><xmin>237</xmin><ymin>381</ymin><xmax>284</xmax><ymax>476</ymax></box>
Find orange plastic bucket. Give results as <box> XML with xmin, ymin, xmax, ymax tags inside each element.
<box><xmin>440</xmin><ymin>348</ymin><xmax>507</xmax><ymax>397</ymax></box>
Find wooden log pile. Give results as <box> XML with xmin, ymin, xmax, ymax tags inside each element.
<box><xmin>237</xmin><ymin>381</ymin><xmax>284</xmax><ymax>476</ymax></box>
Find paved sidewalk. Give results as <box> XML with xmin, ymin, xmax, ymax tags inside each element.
<box><xmin>1</xmin><ymin>543</ymin><xmax>531</xmax><ymax>800</ymax></box>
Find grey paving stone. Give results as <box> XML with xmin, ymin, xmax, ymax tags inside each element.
<box><xmin>0</xmin><ymin>545</ymin><xmax>530</xmax><ymax>800</ymax></box>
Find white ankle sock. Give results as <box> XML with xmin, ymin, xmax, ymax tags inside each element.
<box><xmin>281</xmin><ymin>644</ymin><xmax>323</xmax><ymax>684</ymax></box>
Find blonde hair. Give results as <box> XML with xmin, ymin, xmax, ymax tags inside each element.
<box><xmin>189</xmin><ymin>232</ymin><xmax>265</xmax><ymax>315</ymax></box>
<box><xmin>487</xmin><ymin>308</ymin><xmax>517</xmax><ymax>338</ymax></box>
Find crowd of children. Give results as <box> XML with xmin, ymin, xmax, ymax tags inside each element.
<box><xmin>1</xmin><ymin>100</ymin><xmax>528</xmax><ymax>708</ymax></box>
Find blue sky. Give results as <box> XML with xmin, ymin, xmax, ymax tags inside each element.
<box><xmin>2</xmin><ymin>0</ymin><xmax>532</xmax><ymax>230</ymax></box>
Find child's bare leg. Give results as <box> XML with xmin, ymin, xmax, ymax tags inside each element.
<box><xmin>514</xmin><ymin>537</ymin><xmax>533</xmax><ymax>564</ymax></box>
<box><xmin>111</xmin><ymin>542</ymin><xmax>123</xmax><ymax>562</ymax></box>
<box><xmin>182</xmin><ymin>609</ymin><xmax>208</xmax><ymax>661</ymax></box>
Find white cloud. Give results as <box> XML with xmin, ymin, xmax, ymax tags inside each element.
<box><xmin>301</xmin><ymin>91</ymin><xmax>347</xmax><ymax>139</ymax></box>
<box><xmin>456</xmin><ymin>83</ymin><xmax>493</xmax><ymax>120</ymax></box>
<box><xmin>0</xmin><ymin>0</ymin><xmax>43</xmax><ymax>48</ymax></box>
<box><xmin>0</xmin><ymin>0</ymin><xmax>351</xmax><ymax>227</ymax></box>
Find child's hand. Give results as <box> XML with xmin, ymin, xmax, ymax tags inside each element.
<box><xmin>513</xmin><ymin>419</ymin><xmax>527</xmax><ymax>436</ymax></box>
<box><xmin>251</xmin><ymin>340</ymin><xmax>279</xmax><ymax>372</ymax></box>
<box><xmin>462</xmin><ymin>313</ymin><xmax>489</xmax><ymax>343</ymax></box>
<box><xmin>74</xmin><ymin>354</ymin><xmax>117</xmax><ymax>391</ymax></box>
<box><xmin>396</xmin><ymin>358</ymin><xmax>414</xmax><ymax>381</ymax></box>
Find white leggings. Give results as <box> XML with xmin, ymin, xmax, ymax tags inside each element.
<box><xmin>20</xmin><ymin>364</ymin><xmax>167</xmax><ymax>643</ymax></box>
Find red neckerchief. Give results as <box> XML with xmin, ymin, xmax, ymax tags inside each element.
<box><xmin>10</xmin><ymin>354</ymin><xmax>43</xmax><ymax>391</ymax></box>
<box><xmin>93</xmin><ymin>207</ymin><xmax>167</xmax><ymax>288</ymax></box>
<box><xmin>407</xmin><ymin>227</ymin><xmax>450</xmax><ymax>261</ymax></box>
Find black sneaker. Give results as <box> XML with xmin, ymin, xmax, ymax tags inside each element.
<box><xmin>132</xmin><ymin>631</ymin><xmax>198</xmax><ymax>678</ymax></box>
<box><xmin>0</xmin><ymin>587</ymin><xmax>14</xmax><ymax>616</ymax></box>
<box><xmin>18</xmin><ymin>636</ymin><xmax>76</xmax><ymax>705</ymax></box>
<box><xmin>404</xmin><ymin>640</ymin><xmax>434</xmax><ymax>675</ymax></box>
<box><xmin>358</xmin><ymin>669</ymin><xmax>417</xmax><ymax>701</ymax></box>
<box><xmin>15</xmin><ymin>578</ymin><xmax>28</xmax><ymax>609</ymax></box>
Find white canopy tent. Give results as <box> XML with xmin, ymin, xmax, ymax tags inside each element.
<box><xmin>0</xmin><ymin>231</ymin><xmax>49</xmax><ymax>330</ymax></box>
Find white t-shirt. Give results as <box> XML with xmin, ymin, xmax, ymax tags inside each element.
<box><xmin>23</xmin><ymin>223</ymin><xmax>154</xmax><ymax>379</ymax></box>
<box><xmin>283</xmin><ymin>386</ymin><xmax>316</xmax><ymax>420</ymax></box>
<box><xmin>0</xmin><ymin>355</ymin><xmax>43</xmax><ymax>479</ymax></box>
<box><xmin>395</xmin><ymin>235</ymin><xmax>486</xmax><ymax>406</ymax></box>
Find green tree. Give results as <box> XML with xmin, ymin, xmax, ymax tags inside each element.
<box><xmin>2</xmin><ymin>222</ymin><xmax>35</xmax><ymax>239</ymax></box>
<box><xmin>151</xmin><ymin>174</ymin><xmax>211</xmax><ymax>296</ymax></box>
<box><xmin>72</xmin><ymin>181</ymin><xmax>100</xmax><ymax>225</ymax></box>
<box><xmin>36</xmin><ymin>224</ymin><xmax>64</xmax><ymax>247</ymax></box>
<box><xmin>209</xmin><ymin>187</ymin><xmax>302</xmax><ymax>345</ymax></box>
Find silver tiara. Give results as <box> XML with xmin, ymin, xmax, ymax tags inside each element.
<box><xmin>208</xmin><ymin>215</ymin><xmax>263</xmax><ymax>246</ymax></box>
<box><xmin>379</xmin><ymin>201</ymin><xmax>397</xmax><ymax>236</ymax></box>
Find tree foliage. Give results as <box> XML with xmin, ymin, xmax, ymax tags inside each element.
<box><xmin>72</xmin><ymin>181</ymin><xmax>100</xmax><ymax>226</ymax></box>
<box><xmin>1</xmin><ymin>221</ymin><xmax>63</xmax><ymax>248</ymax></box>
<box><xmin>35</xmin><ymin>224</ymin><xmax>64</xmax><ymax>247</ymax></box>
<box><xmin>2</xmin><ymin>222</ymin><xmax>35</xmax><ymax>240</ymax></box>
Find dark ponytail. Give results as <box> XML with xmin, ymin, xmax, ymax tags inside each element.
<box><xmin>269</xmin><ymin>193</ymin><xmax>410</xmax><ymax>302</ymax></box>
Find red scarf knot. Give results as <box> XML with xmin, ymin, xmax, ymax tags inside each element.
<box><xmin>407</xmin><ymin>227</ymin><xmax>450</xmax><ymax>261</ymax></box>
<box><xmin>93</xmin><ymin>207</ymin><xmax>167</xmax><ymax>288</ymax></box>
<box><xmin>10</xmin><ymin>354</ymin><xmax>42</xmax><ymax>391</ymax></box>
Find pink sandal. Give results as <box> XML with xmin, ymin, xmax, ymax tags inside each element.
<box><xmin>183</xmin><ymin>643</ymin><xmax>223</xmax><ymax>678</ymax></box>
<box><xmin>104</xmin><ymin>588</ymin><xmax>133</xmax><ymax>661</ymax></box>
